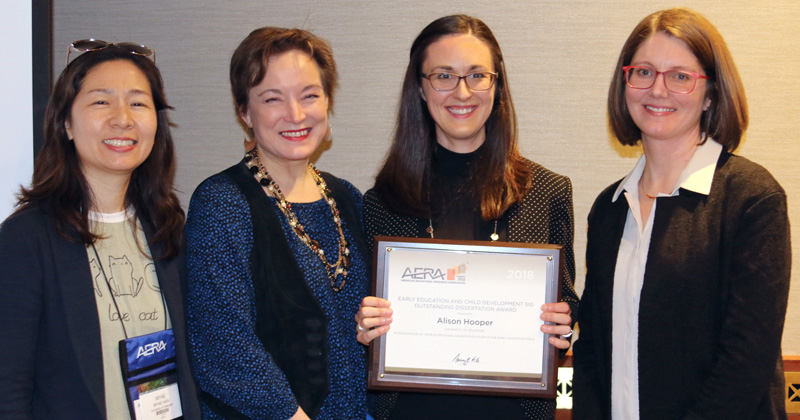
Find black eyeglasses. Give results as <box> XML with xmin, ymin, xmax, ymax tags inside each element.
<box><xmin>422</xmin><ymin>71</ymin><xmax>498</xmax><ymax>91</ymax></box>
<box><xmin>66</xmin><ymin>39</ymin><xmax>156</xmax><ymax>65</ymax></box>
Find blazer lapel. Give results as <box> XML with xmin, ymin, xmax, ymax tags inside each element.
<box><xmin>150</xmin><ymin>241</ymin><xmax>181</xmax><ymax>329</ymax></box>
<box><xmin>50</xmin><ymin>231</ymin><xmax>106</xmax><ymax>417</ymax></box>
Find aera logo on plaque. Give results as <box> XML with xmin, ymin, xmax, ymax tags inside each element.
<box><xmin>400</xmin><ymin>263</ymin><xmax>468</xmax><ymax>283</ymax></box>
<box><xmin>370</xmin><ymin>236</ymin><xmax>563</xmax><ymax>399</ymax></box>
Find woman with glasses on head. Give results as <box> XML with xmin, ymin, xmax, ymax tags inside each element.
<box><xmin>184</xmin><ymin>27</ymin><xmax>370</xmax><ymax>420</ymax></box>
<box><xmin>0</xmin><ymin>41</ymin><xmax>200</xmax><ymax>419</ymax></box>
<box><xmin>572</xmin><ymin>8</ymin><xmax>790</xmax><ymax>420</ymax></box>
<box><xmin>355</xmin><ymin>15</ymin><xmax>578</xmax><ymax>420</ymax></box>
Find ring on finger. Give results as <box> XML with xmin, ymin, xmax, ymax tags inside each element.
<box><xmin>357</xmin><ymin>324</ymin><xmax>366</xmax><ymax>332</ymax></box>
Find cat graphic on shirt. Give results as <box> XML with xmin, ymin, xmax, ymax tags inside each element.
<box><xmin>89</xmin><ymin>257</ymin><xmax>103</xmax><ymax>297</ymax></box>
<box><xmin>145</xmin><ymin>263</ymin><xmax>160</xmax><ymax>292</ymax></box>
<box><xmin>108</xmin><ymin>255</ymin><xmax>143</xmax><ymax>298</ymax></box>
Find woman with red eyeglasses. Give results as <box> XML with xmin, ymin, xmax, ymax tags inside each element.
<box><xmin>572</xmin><ymin>8</ymin><xmax>790</xmax><ymax>420</ymax></box>
<box><xmin>0</xmin><ymin>41</ymin><xmax>200</xmax><ymax>419</ymax></box>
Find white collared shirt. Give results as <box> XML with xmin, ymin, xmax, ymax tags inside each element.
<box><xmin>609</xmin><ymin>139</ymin><xmax>722</xmax><ymax>420</ymax></box>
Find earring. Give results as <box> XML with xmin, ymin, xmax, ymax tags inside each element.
<box><xmin>243</xmin><ymin>133</ymin><xmax>255</xmax><ymax>151</ymax></box>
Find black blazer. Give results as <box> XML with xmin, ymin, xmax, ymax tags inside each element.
<box><xmin>0</xmin><ymin>205</ymin><xmax>200</xmax><ymax>420</ymax></box>
<box><xmin>573</xmin><ymin>153</ymin><xmax>790</xmax><ymax>420</ymax></box>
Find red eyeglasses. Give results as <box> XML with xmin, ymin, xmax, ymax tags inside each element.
<box><xmin>623</xmin><ymin>65</ymin><xmax>710</xmax><ymax>94</ymax></box>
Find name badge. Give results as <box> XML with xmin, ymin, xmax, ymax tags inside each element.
<box><xmin>119</xmin><ymin>329</ymin><xmax>183</xmax><ymax>419</ymax></box>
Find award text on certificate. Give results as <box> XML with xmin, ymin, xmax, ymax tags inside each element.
<box><xmin>383</xmin><ymin>246</ymin><xmax>548</xmax><ymax>377</ymax></box>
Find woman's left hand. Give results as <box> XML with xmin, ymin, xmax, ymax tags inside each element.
<box><xmin>540</xmin><ymin>302</ymin><xmax>573</xmax><ymax>349</ymax></box>
<box><xmin>355</xmin><ymin>296</ymin><xmax>392</xmax><ymax>345</ymax></box>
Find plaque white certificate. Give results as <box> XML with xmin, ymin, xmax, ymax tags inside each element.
<box><xmin>368</xmin><ymin>237</ymin><xmax>562</xmax><ymax>398</ymax></box>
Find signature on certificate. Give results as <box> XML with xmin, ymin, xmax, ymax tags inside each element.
<box><xmin>452</xmin><ymin>353</ymin><xmax>481</xmax><ymax>366</ymax></box>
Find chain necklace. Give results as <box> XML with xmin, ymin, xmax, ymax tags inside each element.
<box><xmin>426</xmin><ymin>219</ymin><xmax>499</xmax><ymax>241</ymax></box>
<box><xmin>244</xmin><ymin>149</ymin><xmax>349</xmax><ymax>292</ymax></box>
<box><xmin>425</xmin><ymin>190</ymin><xmax>499</xmax><ymax>241</ymax></box>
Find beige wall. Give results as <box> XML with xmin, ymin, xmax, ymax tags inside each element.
<box><xmin>54</xmin><ymin>1</ymin><xmax>800</xmax><ymax>353</ymax></box>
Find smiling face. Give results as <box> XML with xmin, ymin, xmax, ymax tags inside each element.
<box><xmin>625</xmin><ymin>32</ymin><xmax>711</xmax><ymax>146</ymax></box>
<box><xmin>241</xmin><ymin>49</ymin><xmax>329</xmax><ymax>168</ymax></box>
<box><xmin>420</xmin><ymin>34</ymin><xmax>495</xmax><ymax>153</ymax></box>
<box><xmin>65</xmin><ymin>59</ymin><xmax>157</xmax><ymax>184</ymax></box>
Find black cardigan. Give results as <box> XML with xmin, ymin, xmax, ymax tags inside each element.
<box><xmin>573</xmin><ymin>152</ymin><xmax>791</xmax><ymax>420</ymax></box>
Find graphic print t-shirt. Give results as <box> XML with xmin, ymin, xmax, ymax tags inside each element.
<box><xmin>88</xmin><ymin>209</ymin><xmax>171</xmax><ymax>420</ymax></box>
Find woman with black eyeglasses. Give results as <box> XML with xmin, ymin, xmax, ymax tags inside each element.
<box><xmin>572</xmin><ymin>8</ymin><xmax>790</xmax><ymax>420</ymax></box>
<box><xmin>355</xmin><ymin>15</ymin><xmax>578</xmax><ymax>420</ymax></box>
<box><xmin>0</xmin><ymin>41</ymin><xmax>200</xmax><ymax>419</ymax></box>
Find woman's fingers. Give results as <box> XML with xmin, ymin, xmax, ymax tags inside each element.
<box><xmin>360</xmin><ymin>296</ymin><xmax>392</xmax><ymax>309</ymax></box>
<box><xmin>357</xmin><ymin>324</ymin><xmax>391</xmax><ymax>345</ymax></box>
<box><xmin>355</xmin><ymin>296</ymin><xmax>393</xmax><ymax>345</ymax></box>
<box><xmin>540</xmin><ymin>301</ymin><xmax>573</xmax><ymax>349</ymax></box>
<box><xmin>548</xmin><ymin>335</ymin><xmax>572</xmax><ymax>349</ymax></box>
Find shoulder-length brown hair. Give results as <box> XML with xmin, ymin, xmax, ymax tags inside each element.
<box><xmin>608</xmin><ymin>7</ymin><xmax>748</xmax><ymax>151</ymax></box>
<box><xmin>14</xmin><ymin>46</ymin><xmax>184</xmax><ymax>259</ymax></box>
<box><xmin>372</xmin><ymin>14</ymin><xmax>531</xmax><ymax>221</ymax></box>
<box><xmin>230</xmin><ymin>27</ymin><xmax>338</xmax><ymax>118</ymax></box>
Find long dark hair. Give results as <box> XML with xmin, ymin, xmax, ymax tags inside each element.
<box><xmin>372</xmin><ymin>14</ymin><xmax>531</xmax><ymax>220</ymax></box>
<box><xmin>608</xmin><ymin>7</ymin><xmax>748</xmax><ymax>151</ymax></box>
<box><xmin>14</xmin><ymin>46</ymin><xmax>184</xmax><ymax>259</ymax></box>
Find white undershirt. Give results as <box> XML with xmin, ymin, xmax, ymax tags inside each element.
<box><xmin>609</xmin><ymin>140</ymin><xmax>722</xmax><ymax>420</ymax></box>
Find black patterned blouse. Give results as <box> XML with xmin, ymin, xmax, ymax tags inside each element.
<box><xmin>365</xmin><ymin>146</ymin><xmax>578</xmax><ymax>420</ymax></box>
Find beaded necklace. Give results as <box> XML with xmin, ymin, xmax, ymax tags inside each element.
<box><xmin>244</xmin><ymin>149</ymin><xmax>349</xmax><ymax>292</ymax></box>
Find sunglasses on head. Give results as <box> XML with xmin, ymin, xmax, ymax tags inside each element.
<box><xmin>66</xmin><ymin>39</ymin><xmax>155</xmax><ymax>65</ymax></box>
